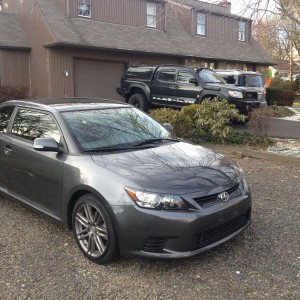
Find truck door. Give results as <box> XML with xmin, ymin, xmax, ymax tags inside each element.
<box><xmin>175</xmin><ymin>70</ymin><xmax>202</xmax><ymax>104</ymax></box>
<box><xmin>151</xmin><ymin>68</ymin><xmax>177</xmax><ymax>106</ymax></box>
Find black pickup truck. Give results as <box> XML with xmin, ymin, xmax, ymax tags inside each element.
<box><xmin>117</xmin><ymin>65</ymin><xmax>262</xmax><ymax>117</ymax></box>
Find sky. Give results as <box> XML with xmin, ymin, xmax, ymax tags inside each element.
<box><xmin>205</xmin><ymin>0</ymin><xmax>277</xmax><ymax>18</ymax></box>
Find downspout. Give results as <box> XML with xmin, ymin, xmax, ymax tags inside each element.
<box><xmin>66</xmin><ymin>0</ymin><xmax>70</xmax><ymax>18</ymax></box>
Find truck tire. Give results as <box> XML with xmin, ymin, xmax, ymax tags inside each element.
<box><xmin>128</xmin><ymin>93</ymin><xmax>149</xmax><ymax>112</ymax></box>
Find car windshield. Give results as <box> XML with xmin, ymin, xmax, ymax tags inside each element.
<box><xmin>239</xmin><ymin>75</ymin><xmax>263</xmax><ymax>87</ymax></box>
<box><xmin>198</xmin><ymin>69</ymin><xmax>226</xmax><ymax>84</ymax></box>
<box><xmin>62</xmin><ymin>107</ymin><xmax>174</xmax><ymax>151</ymax></box>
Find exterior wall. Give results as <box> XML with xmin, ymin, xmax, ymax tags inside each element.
<box><xmin>56</xmin><ymin>0</ymin><xmax>66</xmax><ymax>14</ymax></box>
<box><xmin>3</xmin><ymin>0</ymin><xmax>56</xmax><ymax>98</ymax></box>
<box><xmin>175</xmin><ymin>5</ymin><xmax>252</xmax><ymax>44</ymax></box>
<box><xmin>69</xmin><ymin>0</ymin><xmax>166</xmax><ymax>31</ymax></box>
<box><xmin>48</xmin><ymin>48</ymin><xmax>180</xmax><ymax>97</ymax></box>
<box><xmin>0</xmin><ymin>50</ymin><xmax>30</xmax><ymax>87</ymax></box>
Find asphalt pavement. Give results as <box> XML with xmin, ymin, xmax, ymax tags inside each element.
<box><xmin>232</xmin><ymin>117</ymin><xmax>300</xmax><ymax>139</ymax></box>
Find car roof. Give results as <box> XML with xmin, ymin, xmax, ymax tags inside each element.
<box><xmin>214</xmin><ymin>69</ymin><xmax>261</xmax><ymax>76</ymax></box>
<box><xmin>2</xmin><ymin>98</ymin><xmax>129</xmax><ymax>112</ymax></box>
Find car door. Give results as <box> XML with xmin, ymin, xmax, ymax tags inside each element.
<box><xmin>151</xmin><ymin>68</ymin><xmax>177</xmax><ymax>106</ymax></box>
<box><xmin>6</xmin><ymin>107</ymin><xmax>66</xmax><ymax>218</ymax></box>
<box><xmin>0</xmin><ymin>105</ymin><xmax>16</xmax><ymax>194</ymax></box>
<box><xmin>175</xmin><ymin>70</ymin><xmax>202</xmax><ymax>104</ymax></box>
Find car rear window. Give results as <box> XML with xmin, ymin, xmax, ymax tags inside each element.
<box><xmin>124</xmin><ymin>68</ymin><xmax>154</xmax><ymax>80</ymax></box>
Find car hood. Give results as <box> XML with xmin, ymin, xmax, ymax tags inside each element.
<box><xmin>91</xmin><ymin>142</ymin><xmax>239</xmax><ymax>195</ymax></box>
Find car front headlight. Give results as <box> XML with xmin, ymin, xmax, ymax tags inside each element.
<box><xmin>125</xmin><ymin>187</ymin><xmax>188</xmax><ymax>210</ymax></box>
<box><xmin>233</xmin><ymin>163</ymin><xmax>249</xmax><ymax>193</ymax></box>
<box><xmin>228</xmin><ymin>90</ymin><xmax>243</xmax><ymax>99</ymax></box>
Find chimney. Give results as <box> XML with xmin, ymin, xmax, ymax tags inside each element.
<box><xmin>219</xmin><ymin>1</ymin><xmax>231</xmax><ymax>14</ymax></box>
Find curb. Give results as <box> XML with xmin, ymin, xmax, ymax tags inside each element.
<box><xmin>206</xmin><ymin>144</ymin><xmax>300</xmax><ymax>165</ymax></box>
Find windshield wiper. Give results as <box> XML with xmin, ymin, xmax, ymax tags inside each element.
<box><xmin>83</xmin><ymin>143</ymin><xmax>156</xmax><ymax>153</ymax></box>
<box><xmin>135</xmin><ymin>138</ymin><xmax>179</xmax><ymax>147</ymax></box>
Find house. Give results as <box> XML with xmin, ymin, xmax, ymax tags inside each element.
<box><xmin>271</xmin><ymin>59</ymin><xmax>300</xmax><ymax>77</ymax></box>
<box><xmin>0</xmin><ymin>0</ymin><xmax>274</xmax><ymax>100</ymax></box>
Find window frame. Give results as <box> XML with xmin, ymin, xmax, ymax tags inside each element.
<box><xmin>238</xmin><ymin>21</ymin><xmax>246</xmax><ymax>42</ymax></box>
<box><xmin>196</xmin><ymin>12</ymin><xmax>206</xmax><ymax>36</ymax></box>
<box><xmin>78</xmin><ymin>0</ymin><xmax>92</xmax><ymax>19</ymax></box>
<box><xmin>146</xmin><ymin>2</ymin><xmax>157</xmax><ymax>28</ymax></box>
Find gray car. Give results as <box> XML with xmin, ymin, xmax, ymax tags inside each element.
<box><xmin>0</xmin><ymin>98</ymin><xmax>251</xmax><ymax>264</ymax></box>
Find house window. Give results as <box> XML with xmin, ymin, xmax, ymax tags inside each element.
<box><xmin>197</xmin><ymin>13</ymin><xmax>206</xmax><ymax>36</ymax></box>
<box><xmin>78</xmin><ymin>0</ymin><xmax>91</xmax><ymax>18</ymax></box>
<box><xmin>239</xmin><ymin>21</ymin><xmax>246</xmax><ymax>41</ymax></box>
<box><xmin>147</xmin><ymin>3</ymin><xmax>157</xmax><ymax>28</ymax></box>
<box><xmin>0</xmin><ymin>0</ymin><xmax>2</xmax><ymax>12</ymax></box>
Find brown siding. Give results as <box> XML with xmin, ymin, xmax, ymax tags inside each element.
<box><xmin>175</xmin><ymin>5</ymin><xmax>193</xmax><ymax>35</ymax></box>
<box><xmin>4</xmin><ymin>0</ymin><xmax>57</xmax><ymax>97</ymax></box>
<box><xmin>70</xmin><ymin>0</ymin><xmax>166</xmax><ymax>31</ymax></box>
<box><xmin>56</xmin><ymin>0</ymin><xmax>66</xmax><ymax>14</ymax></box>
<box><xmin>0</xmin><ymin>50</ymin><xmax>30</xmax><ymax>87</ymax></box>
<box><xmin>189</xmin><ymin>10</ymin><xmax>252</xmax><ymax>43</ymax></box>
<box><xmin>48</xmin><ymin>48</ymin><xmax>180</xmax><ymax>97</ymax></box>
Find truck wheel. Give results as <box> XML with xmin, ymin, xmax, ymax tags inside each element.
<box><xmin>128</xmin><ymin>94</ymin><xmax>149</xmax><ymax>112</ymax></box>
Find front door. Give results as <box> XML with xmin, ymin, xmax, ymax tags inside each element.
<box><xmin>151</xmin><ymin>68</ymin><xmax>177</xmax><ymax>106</ymax></box>
<box><xmin>7</xmin><ymin>108</ymin><xmax>66</xmax><ymax>218</ymax></box>
<box><xmin>175</xmin><ymin>70</ymin><xmax>202</xmax><ymax>104</ymax></box>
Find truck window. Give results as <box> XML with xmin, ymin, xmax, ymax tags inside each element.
<box><xmin>177</xmin><ymin>71</ymin><xmax>196</xmax><ymax>83</ymax></box>
<box><xmin>124</xmin><ymin>68</ymin><xmax>154</xmax><ymax>80</ymax></box>
<box><xmin>157</xmin><ymin>69</ymin><xmax>176</xmax><ymax>82</ymax></box>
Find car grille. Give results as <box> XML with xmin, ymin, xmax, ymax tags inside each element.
<box><xmin>191</xmin><ymin>210</ymin><xmax>250</xmax><ymax>251</ymax></box>
<box><xmin>193</xmin><ymin>183</ymin><xmax>240</xmax><ymax>208</ymax></box>
<box><xmin>143</xmin><ymin>237</ymin><xmax>167</xmax><ymax>253</ymax></box>
<box><xmin>245</xmin><ymin>92</ymin><xmax>258</xmax><ymax>100</ymax></box>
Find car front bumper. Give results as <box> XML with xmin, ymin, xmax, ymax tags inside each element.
<box><xmin>112</xmin><ymin>191</ymin><xmax>251</xmax><ymax>259</ymax></box>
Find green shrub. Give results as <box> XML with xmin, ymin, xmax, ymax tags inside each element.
<box><xmin>271</xmin><ymin>78</ymin><xmax>297</xmax><ymax>91</ymax></box>
<box><xmin>149</xmin><ymin>107</ymin><xmax>179</xmax><ymax>124</ymax></box>
<box><xmin>266</xmin><ymin>88</ymin><xmax>282</xmax><ymax>106</ymax></box>
<box><xmin>295</xmin><ymin>76</ymin><xmax>300</xmax><ymax>90</ymax></box>
<box><xmin>277</xmin><ymin>90</ymin><xmax>295</xmax><ymax>106</ymax></box>
<box><xmin>193</xmin><ymin>99</ymin><xmax>244</xmax><ymax>143</ymax></box>
<box><xmin>150</xmin><ymin>99</ymin><xmax>245</xmax><ymax>143</ymax></box>
<box><xmin>0</xmin><ymin>85</ymin><xmax>29</xmax><ymax>103</ymax></box>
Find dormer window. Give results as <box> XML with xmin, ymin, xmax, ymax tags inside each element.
<box><xmin>197</xmin><ymin>13</ymin><xmax>206</xmax><ymax>36</ymax></box>
<box><xmin>147</xmin><ymin>3</ymin><xmax>157</xmax><ymax>28</ymax></box>
<box><xmin>78</xmin><ymin>0</ymin><xmax>91</xmax><ymax>18</ymax></box>
<box><xmin>239</xmin><ymin>21</ymin><xmax>246</xmax><ymax>41</ymax></box>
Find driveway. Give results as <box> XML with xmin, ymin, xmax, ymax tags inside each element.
<box><xmin>0</xmin><ymin>158</ymin><xmax>299</xmax><ymax>299</ymax></box>
<box><xmin>232</xmin><ymin>111</ymin><xmax>300</xmax><ymax>139</ymax></box>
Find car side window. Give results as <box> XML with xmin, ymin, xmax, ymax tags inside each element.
<box><xmin>157</xmin><ymin>69</ymin><xmax>176</xmax><ymax>82</ymax></box>
<box><xmin>0</xmin><ymin>106</ymin><xmax>15</xmax><ymax>134</ymax></box>
<box><xmin>11</xmin><ymin>109</ymin><xmax>61</xmax><ymax>143</ymax></box>
<box><xmin>177</xmin><ymin>71</ymin><xmax>196</xmax><ymax>84</ymax></box>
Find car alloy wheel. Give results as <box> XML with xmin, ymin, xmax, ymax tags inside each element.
<box><xmin>72</xmin><ymin>195</ymin><xmax>119</xmax><ymax>264</ymax></box>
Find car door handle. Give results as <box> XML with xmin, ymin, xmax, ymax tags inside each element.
<box><xmin>2</xmin><ymin>145</ymin><xmax>12</xmax><ymax>155</ymax></box>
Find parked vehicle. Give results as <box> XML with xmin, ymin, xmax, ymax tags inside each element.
<box><xmin>0</xmin><ymin>98</ymin><xmax>251</xmax><ymax>264</ymax></box>
<box><xmin>215</xmin><ymin>69</ymin><xmax>267</xmax><ymax>107</ymax></box>
<box><xmin>117</xmin><ymin>65</ymin><xmax>261</xmax><ymax>118</ymax></box>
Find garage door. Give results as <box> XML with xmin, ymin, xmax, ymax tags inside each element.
<box><xmin>74</xmin><ymin>59</ymin><xmax>126</xmax><ymax>101</ymax></box>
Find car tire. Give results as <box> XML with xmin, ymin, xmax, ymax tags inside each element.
<box><xmin>72</xmin><ymin>194</ymin><xmax>119</xmax><ymax>264</ymax></box>
<box><xmin>128</xmin><ymin>93</ymin><xmax>149</xmax><ymax>112</ymax></box>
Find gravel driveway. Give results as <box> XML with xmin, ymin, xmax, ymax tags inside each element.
<box><xmin>0</xmin><ymin>158</ymin><xmax>299</xmax><ymax>300</ymax></box>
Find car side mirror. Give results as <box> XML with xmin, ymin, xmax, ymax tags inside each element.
<box><xmin>189</xmin><ymin>78</ymin><xmax>198</xmax><ymax>85</ymax></box>
<box><xmin>163</xmin><ymin>123</ymin><xmax>173</xmax><ymax>132</ymax></box>
<box><xmin>33</xmin><ymin>138</ymin><xmax>60</xmax><ymax>152</ymax></box>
